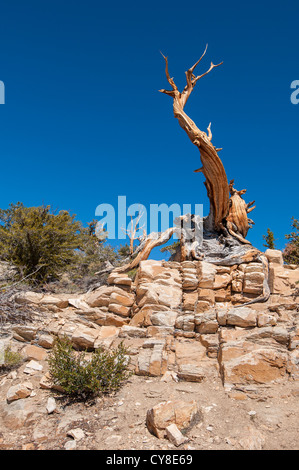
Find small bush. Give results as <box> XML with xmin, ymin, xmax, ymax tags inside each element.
<box><xmin>48</xmin><ymin>337</ymin><xmax>131</xmax><ymax>400</ymax></box>
<box><xmin>0</xmin><ymin>345</ymin><xmax>23</xmax><ymax>372</ymax></box>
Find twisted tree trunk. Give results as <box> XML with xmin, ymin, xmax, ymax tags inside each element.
<box><xmin>118</xmin><ymin>48</ymin><xmax>258</xmax><ymax>272</ymax></box>
<box><xmin>159</xmin><ymin>47</ymin><xmax>254</xmax><ymax>243</ymax></box>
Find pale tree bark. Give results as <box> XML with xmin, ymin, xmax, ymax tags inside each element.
<box><xmin>117</xmin><ymin>47</ymin><xmax>260</xmax><ymax>273</ymax></box>
<box><xmin>159</xmin><ymin>47</ymin><xmax>255</xmax><ymax>244</ymax></box>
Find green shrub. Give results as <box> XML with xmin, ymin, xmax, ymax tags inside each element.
<box><xmin>284</xmin><ymin>218</ymin><xmax>299</xmax><ymax>265</ymax></box>
<box><xmin>48</xmin><ymin>337</ymin><xmax>131</xmax><ymax>400</ymax></box>
<box><xmin>0</xmin><ymin>345</ymin><xmax>23</xmax><ymax>372</ymax></box>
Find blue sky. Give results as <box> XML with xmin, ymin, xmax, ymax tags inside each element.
<box><xmin>0</xmin><ymin>0</ymin><xmax>298</xmax><ymax>257</ymax></box>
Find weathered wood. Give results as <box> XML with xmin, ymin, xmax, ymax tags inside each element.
<box><xmin>159</xmin><ymin>48</ymin><xmax>255</xmax><ymax>244</ymax></box>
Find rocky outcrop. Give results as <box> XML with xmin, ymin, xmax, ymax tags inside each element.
<box><xmin>6</xmin><ymin>251</ymin><xmax>299</xmax><ymax>394</ymax></box>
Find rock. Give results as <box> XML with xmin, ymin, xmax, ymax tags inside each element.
<box><xmin>198</xmin><ymin>262</ymin><xmax>216</xmax><ymax>288</ymax></box>
<box><xmin>195</xmin><ymin>300</ymin><xmax>211</xmax><ymax>313</ymax></box>
<box><xmin>175</xmin><ymin>339</ymin><xmax>210</xmax><ymax>382</ymax></box>
<box><xmin>257</xmin><ymin>313</ymin><xmax>277</xmax><ymax>328</ymax></box>
<box><xmin>265</xmin><ymin>249</ymin><xmax>284</xmax><ymax>266</ymax></box>
<box><xmin>22</xmin><ymin>345</ymin><xmax>47</xmax><ymax>361</ymax></box>
<box><xmin>67</xmin><ymin>428</ymin><xmax>85</xmax><ymax>440</ymax></box>
<box><xmin>166</xmin><ymin>423</ymin><xmax>189</xmax><ymax>446</ymax></box>
<box><xmin>146</xmin><ymin>400</ymin><xmax>200</xmax><ymax>438</ymax></box>
<box><xmin>198</xmin><ymin>288</ymin><xmax>215</xmax><ymax>303</ymax></box>
<box><xmin>84</xmin><ymin>286</ymin><xmax>115</xmax><ymax>308</ymax></box>
<box><xmin>68</xmin><ymin>297</ymin><xmax>91</xmax><ymax>310</ymax></box>
<box><xmin>150</xmin><ymin>311</ymin><xmax>178</xmax><ymax>327</ymax></box>
<box><xmin>137</xmin><ymin>282</ymin><xmax>182</xmax><ymax>310</ymax></box>
<box><xmin>6</xmin><ymin>383</ymin><xmax>32</xmax><ymax>403</ymax></box>
<box><xmin>71</xmin><ymin>326</ymin><xmax>99</xmax><ymax>350</ymax></box>
<box><xmin>109</xmin><ymin>291</ymin><xmax>135</xmax><ymax>307</ymax></box>
<box><xmin>177</xmin><ymin>364</ymin><xmax>205</xmax><ymax>382</ymax></box>
<box><xmin>94</xmin><ymin>326</ymin><xmax>119</xmax><ymax>349</ymax></box>
<box><xmin>108</xmin><ymin>303</ymin><xmax>131</xmax><ymax>317</ymax></box>
<box><xmin>12</xmin><ymin>326</ymin><xmax>38</xmax><ymax>342</ymax></box>
<box><xmin>160</xmin><ymin>371</ymin><xmax>179</xmax><ymax>383</ymax></box>
<box><xmin>215</xmin><ymin>286</ymin><xmax>231</xmax><ymax>302</ymax></box>
<box><xmin>214</xmin><ymin>273</ymin><xmax>231</xmax><ymax>289</ymax></box>
<box><xmin>183</xmin><ymin>292</ymin><xmax>198</xmax><ymax>311</ymax></box>
<box><xmin>37</xmin><ymin>334</ymin><xmax>55</xmax><ymax>349</ymax></box>
<box><xmin>243</xmin><ymin>270</ymin><xmax>264</xmax><ymax>295</ymax></box>
<box><xmin>139</xmin><ymin>260</ymin><xmax>168</xmax><ymax>280</ymax></box>
<box><xmin>64</xmin><ymin>440</ymin><xmax>77</xmax><ymax>450</ymax></box>
<box><xmin>24</xmin><ymin>360</ymin><xmax>43</xmax><ymax>375</ymax></box>
<box><xmin>175</xmin><ymin>314</ymin><xmax>195</xmax><ymax>332</ymax></box>
<box><xmin>199</xmin><ymin>334</ymin><xmax>219</xmax><ymax>358</ymax></box>
<box><xmin>136</xmin><ymin>344</ymin><xmax>167</xmax><ymax>377</ymax></box>
<box><xmin>14</xmin><ymin>292</ymin><xmax>69</xmax><ymax>308</ymax></box>
<box><xmin>46</xmin><ymin>397</ymin><xmax>57</xmax><ymax>414</ymax></box>
<box><xmin>146</xmin><ymin>326</ymin><xmax>174</xmax><ymax>337</ymax></box>
<box><xmin>219</xmin><ymin>345</ymin><xmax>290</xmax><ymax>387</ymax></box>
<box><xmin>39</xmin><ymin>372</ymin><xmax>64</xmax><ymax>392</ymax></box>
<box><xmin>119</xmin><ymin>325</ymin><xmax>147</xmax><ymax>338</ymax></box>
<box><xmin>107</xmin><ymin>272</ymin><xmax>132</xmax><ymax>288</ymax></box>
<box><xmin>268</xmin><ymin>265</ymin><xmax>299</xmax><ymax>295</ymax></box>
<box><xmin>195</xmin><ymin>310</ymin><xmax>218</xmax><ymax>334</ymax></box>
<box><xmin>0</xmin><ymin>398</ymin><xmax>37</xmax><ymax>430</ymax></box>
<box><xmin>239</xmin><ymin>426</ymin><xmax>265</xmax><ymax>450</ymax></box>
<box><xmin>226</xmin><ymin>307</ymin><xmax>257</xmax><ymax>328</ymax></box>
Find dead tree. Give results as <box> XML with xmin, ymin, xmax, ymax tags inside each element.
<box><xmin>121</xmin><ymin>209</ymin><xmax>146</xmax><ymax>257</ymax></box>
<box><xmin>159</xmin><ymin>46</ymin><xmax>255</xmax><ymax>244</ymax></box>
<box><xmin>117</xmin><ymin>47</ymin><xmax>262</xmax><ymax>272</ymax></box>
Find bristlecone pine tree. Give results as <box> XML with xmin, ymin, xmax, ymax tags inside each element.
<box><xmin>117</xmin><ymin>47</ymin><xmax>262</xmax><ymax>273</ymax></box>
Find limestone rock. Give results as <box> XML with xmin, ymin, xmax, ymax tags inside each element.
<box><xmin>226</xmin><ymin>307</ymin><xmax>257</xmax><ymax>328</ymax></box>
<box><xmin>24</xmin><ymin>360</ymin><xmax>43</xmax><ymax>375</ymax></box>
<box><xmin>12</xmin><ymin>326</ymin><xmax>38</xmax><ymax>342</ymax></box>
<box><xmin>195</xmin><ymin>310</ymin><xmax>218</xmax><ymax>334</ymax></box>
<box><xmin>198</xmin><ymin>262</ymin><xmax>216</xmax><ymax>289</ymax></box>
<box><xmin>46</xmin><ymin>397</ymin><xmax>57</xmax><ymax>414</ymax></box>
<box><xmin>166</xmin><ymin>423</ymin><xmax>189</xmax><ymax>446</ymax></box>
<box><xmin>150</xmin><ymin>311</ymin><xmax>178</xmax><ymax>327</ymax></box>
<box><xmin>119</xmin><ymin>325</ymin><xmax>147</xmax><ymax>338</ymax></box>
<box><xmin>243</xmin><ymin>268</ymin><xmax>264</xmax><ymax>295</ymax></box>
<box><xmin>108</xmin><ymin>303</ymin><xmax>131</xmax><ymax>317</ymax></box>
<box><xmin>146</xmin><ymin>400</ymin><xmax>200</xmax><ymax>438</ymax></box>
<box><xmin>6</xmin><ymin>383</ymin><xmax>33</xmax><ymax>403</ymax></box>
<box><xmin>265</xmin><ymin>249</ymin><xmax>284</xmax><ymax>266</ymax></box>
<box><xmin>37</xmin><ymin>334</ymin><xmax>55</xmax><ymax>349</ymax></box>
<box><xmin>177</xmin><ymin>364</ymin><xmax>205</xmax><ymax>382</ymax></box>
<box><xmin>22</xmin><ymin>345</ymin><xmax>47</xmax><ymax>361</ymax></box>
<box><xmin>71</xmin><ymin>326</ymin><xmax>99</xmax><ymax>350</ymax></box>
<box><xmin>107</xmin><ymin>272</ymin><xmax>132</xmax><ymax>288</ymax></box>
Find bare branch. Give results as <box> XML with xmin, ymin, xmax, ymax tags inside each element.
<box><xmin>207</xmin><ymin>122</ymin><xmax>212</xmax><ymax>141</ymax></box>
<box><xmin>160</xmin><ymin>52</ymin><xmax>178</xmax><ymax>92</ymax></box>
<box><xmin>192</xmin><ymin>61</ymin><xmax>223</xmax><ymax>85</ymax></box>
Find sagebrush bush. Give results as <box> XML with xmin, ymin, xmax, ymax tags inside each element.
<box><xmin>48</xmin><ymin>337</ymin><xmax>131</xmax><ymax>400</ymax></box>
<box><xmin>0</xmin><ymin>345</ymin><xmax>23</xmax><ymax>372</ymax></box>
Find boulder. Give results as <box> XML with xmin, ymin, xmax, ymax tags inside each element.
<box><xmin>146</xmin><ymin>400</ymin><xmax>200</xmax><ymax>438</ymax></box>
